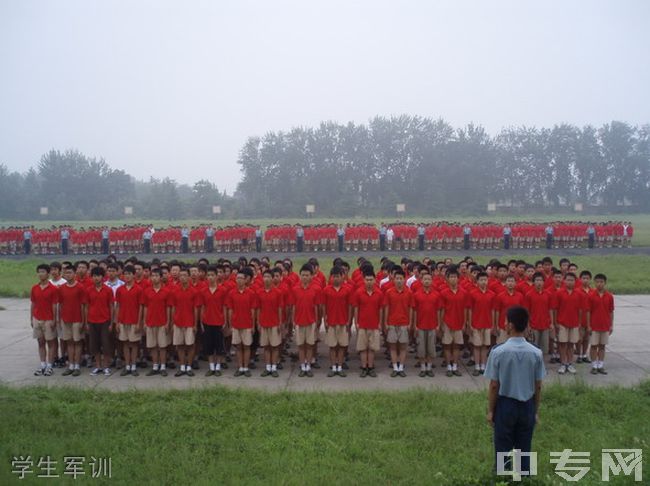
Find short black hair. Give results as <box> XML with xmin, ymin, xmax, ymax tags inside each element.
<box><xmin>579</xmin><ymin>270</ymin><xmax>592</xmax><ymax>279</ymax></box>
<box><xmin>330</xmin><ymin>266</ymin><xmax>343</xmax><ymax>277</ymax></box>
<box><xmin>532</xmin><ymin>272</ymin><xmax>545</xmax><ymax>282</ymax></box>
<box><xmin>36</xmin><ymin>263</ymin><xmax>50</xmax><ymax>273</ymax></box>
<box><xmin>594</xmin><ymin>273</ymin><xmax>607</xmax><ymax>282</ymax></box>
<box><xmin>300</xmin><ymin>264</ymin><xmax>314</xmax><ymax>275</ymax></box>
<box><xmin>91</xmin><ymin>266</ymin><xmax>105</xmax><ymax>277</ymax></box>
<box><xmin>507</xmin><ymin>306</ymin><xmax>529</xmax><ymax>332</ymax></box>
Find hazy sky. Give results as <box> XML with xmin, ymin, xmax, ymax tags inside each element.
<box><xmin>1</xmin><ymin>0</ymin><xmax>649</xmax><ymax>192</ymax></box>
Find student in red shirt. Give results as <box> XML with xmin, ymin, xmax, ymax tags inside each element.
<box><xmin>468</xmin><ymin>272</ymin><xmax>496</xmax><ymax>376</ymax></box>
<box><xmin>141</xmin><ymin>268</ymin><xmax>171</xmax><ymax>376</ymax></box>
<box><xmin>411</xmin><ymin>271</ymin><xmax>442</xmax><ymax>377</ymax></box>
<box><xmin>256</xmin><ymin>270</ymin><xmax>284</xmax><ymax>377</ymax></box>
<box><xmin>495</xmin><ymin>275</ymin><xmax>525</xmax><ymax>345</ymax></box>
<box><xmin>587</xmin><ymin>274</ymin><xmax>615</xmax><ymax>374</ymax></box>
<box><xmin>31</xmin><ymin>264</ymin><xmax>59</xmax><ymax>376</ymax></box>
<box><xmin>199</xmin><ymin>265</ymin><xmax>228</xmax><ymax>376</ymax></box>
<box><xmin>352</xmin><ymin>268</ymin><xmax>383</xmax><ymax>377</ymax></box>
<box><xmin>288</xmin><ymin>264</ymin><xmax>321</xmax><ymax>377</ymax></box>
<box><xmin>440</xmin><ymin>268</ymin><xmax>470</xmax><ymax>377</ymax></box>
<box><xmin>58</xmin><ymin>264</ymin><xmax>88</xmax><ymax>376</ymax></box>
<box><xmin>576</xmin><ymin>270</ymin><xmax>593</xmax><ymax>364</ymax></box>
<box><xmin>555</xmin><ymin>273</ymin><xmax>584</xmax><ymax>375</ymax></box>
<box><xmin>523</xmin><ymin>273</ymin><xmax>553</xmax><ymax>356</ymax></box>
<box><xmin>169</xmin><ymin>267</ymin><xmax>199</xmax><ymax>376</ymax></box>
<box><xmin>382</xmin><ymin>268</ymin><xmax>412</xmax><ymax>377</ymax></box>
<box><xmin>322</xmin><ymin>266</ymin><xmax>352</xmax><ymax>377</ymax></box>
<box><xmin>226</xmin><ymin>268</ymin><xmax>258</xmax><ymax>377</ymax></box>
<box><xmin>86</xmin><ymin>266</ymin><xmax>115</xmax><ymax>376</ymax></box>
<box><xmin>115</xmin><ymin>265</ymin><xmax>143</xmax><ymax>376</ymax></box>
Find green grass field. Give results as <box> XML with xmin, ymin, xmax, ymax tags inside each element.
<box><xmin>2</xmin><ymin>254</ymin><xmax>649</xmax><ymax>297</ymax></box>
<box><xmin>1</xmin><ymin>382</ymin><xmax>648</xmax><ymax>485</ymax></box>
<box><xmin>2</xmin><ymin>213</ymin><xmax>649</xmax><ymax>246</ymax></box>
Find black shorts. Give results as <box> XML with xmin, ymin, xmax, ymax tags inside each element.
<box><xmin>202</xmin><ymin>324</ymin><xmax>225</xmax><ymax>356</ymax></box>
<box><xmin>88</xmin><ymin>322</ymin><xmax>114</xmax><ymax>356</ymax></box>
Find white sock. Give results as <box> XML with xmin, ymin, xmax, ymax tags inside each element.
<box><xmin>592</xmin><ymin>361</ymin><xmax>598</xmax><ymax>369</ymax></box>
<box><xmin>332</xmin><ymin>365</ymin><xmax>337</xmax><ymax>371</ymax></box>
<box><xmin>271</xmin><ymin>364</ymin><xmax>277</xmax><ymax>372</ymax></box>
<box><xmin>398</xmin><ymin>363</ymin><xmax>404</xmax><ymax>372</ymax></box>
<box><xmin>267</xmin><ymin>364</ymin><xmax>272</xmax><ymax>372</ymax></box>
<box><xmin>209</xmin><ymin>363</ymin><xmax>215</xmax><ymax>371</ymax></box>
<box><xmin>46</xmin><ymin>362</ymin><xmax>52</xmax><ymax>368</ymax></box>
<box><xmin>74</xmin><ymin>364</ymin><xmax>80</xmax><ymax>369</ymax></box>
<box><xmin>447</xmin><ymin>364</ymin><xmax>452</xmax><ymax>371</ymax></box>
<box><xmin>181</xmin><ymin>365</ymin><xmax>186</xmax><ymax>372</ymax></box>
<box><xmin>215</xmin><ymin>363</ymin><xmax>221</xmax><ymax>371</ymax></box>
<box><xmin>244</xmin><ymin>367</ymin><xmax>249</xmax><ymax>372</ymax></box>
<box><xmin>426</xmin><ymin>363</ymin><xmax>432</xmax><ymax>370</ymax></box>
<box><xmin>306</xmin><ymin>363</ymin><xmax>311</xmax><ymax>371</ymax></box>
<box><xmin>337</xmin><ymin>365</ymin><xmax>342</xmax><ymax>372</ymax></box>
<box><xmin>40</xmin><ymin>361</ymin><xmax>46</xmax><ymax>368</ymax></box>
<box><xmin>421</xmin><ymin>363</ymin><xmax>426</xmax><ymax>371</ymax></box>
<box><xmin>452</xmin><ymin>363</ymin><xmax>458</xmax><ymax>371</ymax></box>
<box><xmin>153</xmin><ymin>363</ymin><xmax>159</xmax><ymax>370</ymax></box>
<box><xmin>393</xmin><ymin>363</ymin><xmax>399</xmax><ymax>371</ymax></box>
<box><xmin>69</xmin><ymin>364</ymin><xmax>74</xmax><ymax>370</ymax></box>
<box><xmin>598</xmin><ymin>360</ymin><xmax>604</xmax><ymax>368</ymax></box>
<box><xmin>239</xmin><ymin>367</ymin><xmax>244</xmax><ymax>372</ymax></box>
<box><xmin>475</xmin><ymin>364</ymin><xmax>480</xmax><ymax>370</ymax></box>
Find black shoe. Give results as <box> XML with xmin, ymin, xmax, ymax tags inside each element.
<box><xmin>214</xmin><ymin>369</ymin><xmax>222</xmax><ymax>376</ymax></box>
<box><xmin>271</xmin><ymin>370</ymin><xmax>279</xmax><ymax>378</ymax></box>
<box><xmin>205</xmin><ymin>369</ymin><xmax>215</xmax><ymax>377</ymax></box>
<box><xmin>120</xmin><ymin>368</ymin><xmax>130</xmax><ymax>377</ymax></box>
<box><xmin>590</xmin><ymin>368</ymin><xmax>598</xmax><ymax>375</ymax></box>
<box><xmin>426</xmin><ymin>370</ymin><xmax>434</xmax><ymax>377</ymax></box>
<box><xmin>186</xmin><ymin>369</ymin><xmax>194</xmax><ymax>377</ymax></box>
<box><xmin>367</xmin><ymin>368</ymin><xmax>377</xmax><ymax>378</ymax></box>
<box><xmin>360</xmin><ymin>368</ymin><xmax>368</xmax><ymax>378</ymax></box>
<box><xmin>261</xmin><ymin>370</ymin><xmax>271</xmax><ymax>377</ymax></box>
<box><xmin>327</xmin><ymin>369</ymin><xmax>336</xmax><ymax>377</ymax></box>
<box><xmin>390</xmin><ymin>370</ymin><xmax>398</xmax><ymax>377</ymax></box>
<box><xmin>160</xmin><ymin>369</ymin><xmax>168</xmax><ymax>377</ymax></box>
<box><xmin>398</xmin><ymin>370</ymin><xmax>406</xmax><ymax>377</ymax></box>
<box><xmin>234</xmin><ymin>369</ymin><xmax>243</xmax><ymax>377</ymax></box>
<box><xmin>147</xmin><ymin>369</ymin><xmax>159</xmax><ymax>376</ymax></box>
<box><xmin>175</xmin><ymin>369</ymin><xmax>185</xmax><ymax>377</ymax></box>
<box><xmin>472</xmin><ymin>369</ymin><xmax>481</xmax><ymax>376</ymax></box>
<box><xmin>338</xmin><ymin>370</ymin><xmax>347</xmax><ymax>377</ymax></box>
<box><xmin>306</xmin><ymin>369</ymin><xmax>314</xmax><ymax>377</ymax></box>
<box><xmin>597</xmin><ymin>368</ymin><xmax>608</xmax><ymax>375</ymax></box>
<box><xmin>453</xmin><ymin>369</ymin><xmax>462</xmax><ymax>377</ymax></box>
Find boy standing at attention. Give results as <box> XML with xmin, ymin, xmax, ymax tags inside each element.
<box><xmin>587</xmin><ymin>274</ymin><xmax>614</xmax><ymax>374</ymax></box>
<box><xmin>411</xmin><ymin>271</ymin><xmax>442</xmax><ymax>377</ymax></box>
<box><xmin>524</xmin><ymin>272</ymin><xmax>554</xmax><ymax>357</ymax></box>
<box><xmin>288</xmin><ymin>264</ymin><xmax>321</xmax><ymax>377</ymax></box>
<box><xmin>256</xmin><ymin>270</ymin><xmax>284</xmax><ymax>377</ymax></box>
<box><xmin>352</xmin><ymin>268</ymin><xmax>383</xmax><ymax>377</ymax></box>
<box><xmin>31</xmin><ymin>264</ymin><xmax>59</xmax><ymax>376</ymax></box>
<box><xmin>577</xmin><ymin>270</ymin><xmax>593</xmax><ymax>364</ymax></box>
<box><xmin>440</xmin><ymin>269</ymin><xmax>470</xmax><ymax>377</ymax></box>
<box><xmin>169</xmin><ymin>267</ymin><xmax>199</xmax><ymax>376</ymax></box>
<box><xmin>199</xmin><ymin>265</ymin><xmax>228</xmax><ymax>376</ymax></box>
<box><xmin>382</xmin><ymin>268</ymin><xmax>412</xmax><ymax>377</ymax></box>
<box><xmin>468</xmin><ymin>272</ymin><xmax>496</xmax><ymax>376</ymax></box>
<box><xmin>86</xmin><ymin>267</ymin><xmax>115</xmax><ymax>376</ymax></box>
<box><xmin>226</xmin><ymin>271</ymin><xmax>258</xmax><ymax>377</ymax></box>
<box><xmin>58</xmin><ymin>265</ymin><xmax>87</xmax><ymax>376</ymax></box>
<box><xmin>115</xmin><ymin>265</ymin><xmax>143</xmax><ymax>376</ymax></box>
<box><xmin>322</xmin><ymin>266</ymin><xmax>352</xmax><ymax>377</ymax></box>
<box><xmin>141</xmin><ymin>268</ymin><xmax>171</xmax><ymax>376</ymax></box>
<box><xmin>555</xmin><ymin>273</ymin><xmax>584</xmax><ymax>374</ymax></box>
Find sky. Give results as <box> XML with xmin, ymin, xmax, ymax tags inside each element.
<box><xmin>1</xmin><ymin>0</ymin><xmax>649</xmax><ymax>193</ymax></box>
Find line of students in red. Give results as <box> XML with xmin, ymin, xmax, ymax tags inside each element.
<box><xmin>29</xmin><ymin>253</ymin><xmax>614</xmax><ymax>378</ymax></box>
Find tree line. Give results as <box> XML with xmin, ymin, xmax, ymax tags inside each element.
<box><xmin>1</xmin><ymin>116</ymin><xmax>648</xmax><ymax>220</ymax></box>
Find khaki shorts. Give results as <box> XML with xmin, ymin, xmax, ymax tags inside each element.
<box><xmin>326</xmin><ymin>325</ymin><xmax>349</xmax><ymax>347</ymax></box>
<box><xmin>471</xmin><ymin>328</ymin><xmax>491</xmax><ymax>347</ymax></box>
<box><xmin>590</xmin><ymin>331</ymin><xmax>609</xmax><ymax>346</ymax></box>
<box><xmin>146</xmin><ymin>326</ymin><xmax>169</xmax><ymax>348</ymax></box>
<box><xmin>441</xmin><ymin>324</ymin><xmax>464</xmax><ymax>345</ymax></box>
<box><xmin>295</xmin><ymin>323</ymin><xmax>316</xmax><ymax>346</ymax></box>
<box><xmin>386</xmin><ymin>325</ymin><xmax>409</xmax><ymax>344</ymax></box>
<box><xmin>356</xmin><ymin>328</ymin><xmax>380</xmax><ymax>352</ymax></box>
<box><xmin>497</xmin><ymin>329</ymin><xmax>508</xmax><ymax>344</ymax></box>
<box><xmin>32</xmin><ymin>319</ymin><xmax>56</xmax><ymax>341</ymax></box>
<box><xmin>173</xmin><ymin>326</ymin><xmax>195</xmax><ymax>346</ymax></box>
<box><xmin>260</xmin><ymin>326</ymin><xmax>282</xmax><ymax>347</ymax></box>
<box><xmin>118</xmin><ymin>323</ymin><xmax>142</xmax><ymax>342</ymax></box>
<box><xmin>232</xmin><ymin>327</ymin><xmax>253</xmax><ymax>346</ymax></box>
<box><xmin>417</xmin><ymin>329</ymin><xmax>436</xmax><ymax>358</ymax></box>
<box><xmin>557</xmin><ymin>325</ymin><xmax>580</xmax><ymax>344</ymax></box>
<box><xmin>61</xmin><ymin>322</ymin><xmax>84</xmax><ymax>342</ymax></box>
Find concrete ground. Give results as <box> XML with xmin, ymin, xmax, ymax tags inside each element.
<box><xmin>0</xmin><ymin>296</ymin><xmax>648</xmax><ymax>393</ymax></box>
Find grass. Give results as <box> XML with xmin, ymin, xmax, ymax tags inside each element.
<box><xmin>0</xmin><ymin>382</ymin><xmax>648</xmax><ymax>485</ymax></box>
<box><xmin>2</xmin><ymin>254</ymin><xmax>650</xmax><ymax>297</ymax></box>
<box><xmin>2</xmin><ymin>213</ymin><xmax>650</xmax><ymax>246</ymax></box>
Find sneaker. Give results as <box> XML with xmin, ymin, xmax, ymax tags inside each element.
<box><xmin>398</xmin><ymin>370</ymin><xmax>406</xmax><ymax>377</ymax></box>
<box><xmin>582</xmin><ymin>357</ymin><xmax>592</xmax><ymax>363</ymax></box>
<box><xmin>62</xmin><ymin>368</ymin><xmax>74</xmax><ymax>376</ymax></box>
<box><xmin>175</xmin><ymin>369</ymin><xmax>185</xmax><ymax>377</ymax></box>
<box><xmin>43</xmin><ymin>366</ymin><xmax>53</xmax><ymax>376</ymax></box>
<box><xmin>214</xmin><ymin>369</ymin><xmax>222</xmax><ymax>377</ymax></box>
<box><xmin>160</xmin><ymin>369</ymin><xmax>168</xmax><ymax>377</ymax></box>
<box><xmin>147</xmin><ymin>369</ymin><xmax>159</xmax><ymax>376</ymax></box>
<box><xmin>72</xmin><ymin>368</ymin><xmax>81</xmax><ymax>377</ymax></box>
<box><xmin>271</xmin><ymin>370</ymin><xmax>279</xmax><ymax>378</ymax></box>
<box><xmin>360</xmin><ymin>368</ymin><xmax>368</xmax><ymax>378</ymax></box>
<box><xmin>597</xmin><ymin>368</ymin><xmax>608</xmax><ymax>375</ymax></box>
<box><xmin>103</xmin><ymin>368</ymin><xmax>112</xmax><ymax>376</ymax></box>
<box><xmin>298</xmin><ymin>370</ymin><xmax>306</xmax><ymax>377</ymax></box>
<box><xmin>120</xmin><ymin>368</ymin><xmax>130</xmax><ymax>377</ymax></box>
<box><xmin>390</xmin><ymin>370</ymin><xmax>398</xmax><ymax>378</ymax></box>
<box><xmin>338</xmin><ymin>370</ymin><xmax>347</xmax><ymax>377</ymax></box>
<box><xmin>261</xmin><ymin>370</ymin><xmax>271</xmax><ymax>377</ymax></box>
<box><xmin>426</xmin><ymin>370</ymin><xmax>434</xmax><ymax>377</ymax></box>
<box><xmin>90</xmin><ymin>368</ymin><xmax>101</xmax><ymax>376</ymax></box>
<box><xmin>367</xmin><ymin>368</ymin><xmax>377</xmax><ymax>378</ymax></box>
<box><xmin>418</xmin><ymin>370</ymin><xmax>426</xmax><ymax>378</ymax></box>
<box><xmin>186</xmin><ymin>369</ymin><xmax>194</xmax><ymax>377</ymax></box>
<box><xmin>472</xmin><ymin>369</ymin><xmax>481</xmax><ymax>376</ymax></box>
<box><xmin>327</xmin><ymin>370</ymin><xmax>336</xmax><ymax>377</ymax></box>
<box><xmin>34</xmin><ymin>367</ymin><xmax>45</xmax><ymax>376</ymax></box>
<box><xmin>567</xmin><ymin>364</ymin><xmax>577</xmax><ymax>374</ymax></box>
<box><xmin>452</xmin><ymin>369</ymin><xmax>462</xmax><ymax>377</ymax></box>
<box><xmin>205</xmin><ymin>369</ymin><xmax>215</xmax><ymax>377</ymax></box>
<box><xmin>558</xmin><ymin>365</ymin><xmax>566</xmax><ymax>375</ymax></box>
<box><xmin>244</xmin><ymin>370</ymin><xmax>251</xmax><ymax>377</ymax></box>
<box><xmin>590</xmin><ymin>368</ymin><xmax>598</xmax><ymax>375</ymax></box>
<box><xmin>131</xmin><ymin>369</ymin><xmax>139</xmax><ymax>377</ymax></box>
<box><xmin>306</xmin><ymin>369</ymin><xmax>314</xmax><ymax>377</ymax></box>
<box><xmin>234</xmin><ymin>369</ymin><xmax>243</xmax><ymax>377</ymax></box>
<box><xmin>446</xmin><ymin>369</ymin><xmax>453</xmax><ymax>377</ymax></box>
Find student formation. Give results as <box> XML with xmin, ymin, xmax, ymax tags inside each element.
<box><xmin>3</xmin><ymin>220</ymin><xmax>634</xmax><ymax>255</ymax></box>
<box><xmin>28</xmin><ymin>254</ymin><xmax>615</xmax><ymax>380</ymax></box>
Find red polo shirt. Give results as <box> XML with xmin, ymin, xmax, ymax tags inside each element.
<box><xmin>199</xmin><ymin>285</ymin><xmax>228</xmax><ymax>326</ymax></box>
<box><xmin>31</xmin><ymin>282</ymin><xmax>58</xmax><ymax>321</ymax></box>
<box><xmin>322</xmin><ymin>284</ymin><xmax>352</xmax><ymax>326</ymax></box>
<box><xmin>496</xmin><ymin>290</ymin><xmax>526</xmax><ymax>330</ymax></box>
<box><xmin>57</xmin><ymin>283</ymin><xmax>87</xmax><ymax>323</ymax></box>
<box><xmin>555</xmin><ymin>288</ymin><xmax>585</xmax><ymax>328</ymax></box>
<box><xmin>469</xmin><ymin>288</ymin><xmax>496</xmax><ymax>329</ymax></box>
<box><xmin>116</xmin><ymin>284</ymin><xmax>142</xmax><ymax>325</ymax></box>
<box><xmin>440</xmin><ymin>287</ymin><xmax>470</xmax><ymax>331</ymax></box>
<box><xmin>169</xmin><ymin>285</ymin><xmax>199</xmax><ymax>328</ymax></box>
<box><xmin>588</xmin><ymin>290</ymin><xmax>614</xmax><ymax>332</ymax></box>
<box><xmin>383</xmin><ymin>287</ymin><xmax>413</xmax><ymax>326</ymax></box>
<box><xmin>288</xmin><ymin>285</ymin><xmax>322</xmax><ymax>326</ymax></box>
<box><xmin>524</xmin><ymin>288</ymin><xmax>552</xmax><ymax>331</ymax></box>
<box><xmin>352</xmin><ymin>288</ymin><xmax>383</xmax><ymax>330</ymax></box>
<box><xmin>86</xmin><ymin>285</ymin><xmax>114</xmax><ymax>324</ymax></box>
<box><xmin>226</xmin><ymin>287</ymin><xmax>258</xmax><ymax>329</ymax></box>
<box><xmin>141</xmin><ymin>286</ymin><xmax>171</xmax><ymax>327</ymax></box>
<box><xmin>411</xmin><ymin>288</ymin><xmax>442</xmax><ymax>330</ymax></box>
<box><xmin>256</xmin><ymin>287</ymin><xmax>283</xmax><ymax>328</ymax></box>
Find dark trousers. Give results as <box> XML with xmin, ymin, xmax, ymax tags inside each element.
<box><xmin>463</xmin><ymin>234</ymin><xmax>470</xmax><ymax>250</ymax></box>
<box><xmin>418</xmin><ymin>234</ymin><xmax>424</xmax><ymax>251</ymax></box>
<box><xmin>546</xmin><ymin>234</ymin><xmax>553</xmax><ymax>249</ymax></box>
<box><xmin>181</xmin><ymin>236</ymin><xmax>189</xmax><ymax>253</ymax></box>
<box><xmin>256</xmin><ymin>236</ymin><xmax>262</xmax><ymax>252</ymax></box>
<box><xmin>101</xmin><ymin>238</ymin><xmax>109</xmax><ymax>254</ymax></box>
<box><xmin>494</xmin><ymin>396</ymin><xmax>536</xmax><ymax>474</ymax></box>
<box><xmin>588</xmin><ymin>234</ymin><xmax>595</xmax><ymax>248</ymax></box>
<box><xmin>206</xmin><ymin>236</ymin><xmax>214</xmax><ymax>253</ymax></box>
<box><xmin>337</xmin><ymin>235</ymin><xmax>344</xmax><ymax>252</ymax></box>
<box><xmin>297</xmin><ymin>236</ymin><xmax>304</xmax><ymax>252</ymax></box>
<box><xmin>144</xmin><ymin>239</ymin><xmax>151</xmax><ymax>254</ymax></box>
<box><xmin>379</xmin><ymin>234</ymin><xmax>386</xmax><ymax>251</ymax></box>
<box><xmin>61</xmin><ymin>239</ymin><xmax>69</xmax><ymax>255</ymax></box>
<box><xmin>504</xmin><ymin>235</ymin><xmax>511</xmax><ymax>250</ymax></box>
<box><xmin>24</xmin><ymin>240</ymin><xmax>31</xmax><ymax>255</ymax></box>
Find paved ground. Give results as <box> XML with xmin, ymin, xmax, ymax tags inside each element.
<box><xmin>0</xmin><ymin>296</ymin><xmax>647</xmax><ymax>393</ymax></box>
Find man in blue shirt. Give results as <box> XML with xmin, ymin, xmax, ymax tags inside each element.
<box><xmin>485</xmin><ymin>306</ymin><xmax>545</xmax><ymax>476</ymax></box>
